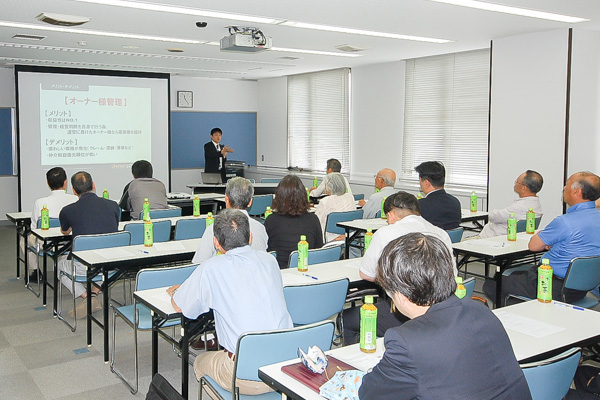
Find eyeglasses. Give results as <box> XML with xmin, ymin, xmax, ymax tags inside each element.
<box><xmin>514</xmin><ymin>180</ymin><xmax>525</xmax><ymax>186</ymax></box>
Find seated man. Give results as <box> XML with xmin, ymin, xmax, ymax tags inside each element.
<box><xmin>118</xmin><ymin>160</ymin><xmax>167</xmax><ymax>220</ymax></box>
<box><xmin>359</xmin><ymin>233</ymin><xmax>532</xmax><ymax>400</ymax></box>
<box><xmin>342</xmin><ymin>192</ymin><xmax>455</xmax><ymax>344</ymax></box>
<box><xmin>483</xmin><ymin>172</ymin><xmax>600</xmax><ymax>305</ymax></box>
<box><xmin>26</xmin><ymin>167</ymin><xmax>78</xmax><ymax>280</ymax></box>
<box><xmin>309</xmin><ymin>158</ymin><xmax>353</xmax><ymax>197</ymax></box>
<box><xmin>481</xmin><ymin>170</ymin><xmax>544</xmax><ymax>238</ymax></box>
<box><xmin>414</xmin><ymin>161</ymin><xmax>461</xmax><ymax>230</ymax></box>
<box><xmin>358</xmin><ymin>168</ymin><xmax>399</xmax><ymax>219</ymax></box>
<box><xmin>59</xmin><ymin>171</ymin><xmax>121</xmax><ymax>318</ymax></box>
<box><xmin>192</xmin><ymin>177</ymin><xmax>268</xmax><ymax>264</ymax></box>
<box><xmin>168</xmin><ymin>209</ymin><xmax>292</xmax><ymax>395</ymax></box>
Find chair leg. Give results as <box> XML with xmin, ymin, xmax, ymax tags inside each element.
<box><xmin>110</xmin><ymin>305</ymin><xmax>139</xmax><ymax>394</ymax></box>
<box><xmin>56</xmin><ymin>267</ymin><xmax>77</xmax><ymax>332</ymax></box>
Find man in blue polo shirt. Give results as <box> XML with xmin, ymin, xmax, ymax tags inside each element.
<box><xmin>484</xmin><ymin>171</ymin><xmax>600</xmax><ymax>305</ymax></box>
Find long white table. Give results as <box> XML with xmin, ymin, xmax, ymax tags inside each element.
<box><xmin>259</xmin><ymin>299</ymin><xmax>600</xmax><ymax>399</ymax></box>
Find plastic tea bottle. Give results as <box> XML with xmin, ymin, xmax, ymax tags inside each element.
<box><xmin>360</xmin><ymin>295</ymin><xmax>377</xmax><ymax>353</ymax></box>
<box><xmin>103</xmin><ymin>189</ymin><xmax>109</xmax><ymax>200</ymax></box>
<box><xmin>206</xmin><ymin>212</ymin><xmax>214</xmax><ymax>227</ymax></box>
<box><xmin>144</xmin><ymin>219</ymin><xmax>153</xmax><ymax>247</ymax></box>
<box><xmin>470</xmin><ymin>191</ymin><xmax>477</xmax><ymax>212</ymax></box>
<box><xmin>143</xmin><ymin>198</ymin><xmax>151</xmax><ymax>221</ymax></box>
<box><xmin>264</xmin><ymin>206</ymin><xmax>273</xmax><ymax>219</ymax></box>
<box><xmin>306</xmin><ymin>187</ymin><xmax>310</xmax><ymax>201</ymax></box>
<box><xmin>537</xmin><ymin>259</ymin><xmax>553</xmax><ymax>303</ymax></box>
<box><xmin>455</xmin><ymin>276</ymin><xmax>467</xmax><ymax>299</ymax></box>
<box><xmin>298</xmin><ymin>235</ymin><xmax>309</xmax><ymax>272</ymax></box>
<box><xmin>526</xmin><ymin>208</ymin><xmax>536</xmax><ymax>234</ymax></box>
<box><xmin>381</xmin><ymin>197</ymin><xmax>387</xmax><ymax>219</ymax></box>
<box><xmin>507</xmin><ymin>212</ymin><xmax>517</xmax><ymax>241</ymax></box>
<box><xmin>193</xmin><ymin>195</ymin><xmax>200</xmax><ymax>217</ymax></box>
<box><xmin>416</xmin><ymin>192</ymin><xmax>423</xmax><ymax>200</ymax></box>
<box><xmin>364</xmin><ymin>228</ymin><xmax>373</xmax><ymax>253</ymax></box>
<box><xmin>41</xmin><ymin>205</ymin><xmax>50</xmax><ymax>230</ymax></box>
<box><xmin>313</xmin><ymin>176</ymin><xmax>318</xmax><ymax>188</ymax></box>
<box><xmin>375</xmin><ymin>188</ymin><xmax>381</xmax><ymax>193</ymax></box>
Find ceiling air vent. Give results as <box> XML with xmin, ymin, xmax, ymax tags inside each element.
<box><xmin>36</xmin><ymin>13</ymin><xmax>90</xmax><ymax>27</ymax></box>
<box><xmin>335</xmin><ymin>44</ymin><xmax>367</xmax><ymax>53</ymax></box>
<box><xmin>13</xmin><ymin>34</ymin><xmax>46</xmax><ymax>41</ymax></box>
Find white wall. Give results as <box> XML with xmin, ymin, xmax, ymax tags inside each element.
<box><xmin>568</xmin><ymin>29</ymin><xmax>600</xmax><ymax>176</ymax></box>
<box><xmin>0</xmin><ymin>67</ymin><xmax>17</xmax><ymax>220</ymax></box>
<box><xmin>257</xmin><ymin>77</ymin><xmax>287</xmax><ymax>168</ymax></box>
<box><xmin>489</xmin><ymin>29</ymin><xmax>569</xmax><ymax>227</ymax></box>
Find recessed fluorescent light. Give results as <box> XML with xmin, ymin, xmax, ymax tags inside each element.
<box><xmin>0</xmin><ymin>20</ymin><xmax>200</xmax><ymax>44</ymax></box>
<box><xmin>427</xmin><ymin>0</ymin><xmax>589</xmax><ymax>23</ymax></box>
<box><xmin>271</xmin><ymin>47</ymin><xmax>361</xmax><ymax>57</ymax></box>
<box><xmin>71</xmin><ymin>0</ymin><xmax>282</xmax><ymax>25</ymax></box>
<box><xmin>280</xmin><ymin>21</ymin><xmax>451</xmax><ymax>43</ymax></box>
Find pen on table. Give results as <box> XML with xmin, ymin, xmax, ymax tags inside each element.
<box><xmin>553</xmin><ymin>301</ymin><xmax>584</xmax><ymax>311</ymax></box>
<box><xmin>138</xmin><ymin>250</ymin><xmax>149</xmax><ymax>254</ymax></box>
<box><xmin>303</xmin><ymin>274</ymin><xmax>318</xmax><ymax>280</ymax></box>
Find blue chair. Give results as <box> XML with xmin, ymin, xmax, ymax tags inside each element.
<box><xmin>260</xmin><ymin>178</ymin><xmax>282</xmax><ymax>183</ymax></box>
<box><xmin>138</xmin><ymin>207</ymin><xmax>182</xmax><ymax>220</ymax></box>
<box><xmin>124</xmin><ymin>220</ymin><xmax>171</xmax><ymax>245</ymax></box>
<box><xmin>110</xmin><ymin>264</ymin><xmax>197</xmax><ymax>394</ymax></box>
<box><xmin>521</xmin><ymin>348</ymin><xmax>581</xmax><ymax>400</ymax></box>
<box><xmin>446</xmin><ymin>227</ymin><xmax>464</xmax><ymax>243</ymax></box>
<box><xmin>284</xmin><ymin>278</ymin><xmax>349</xmax><ymax>326</ymax></box>
<box><xmin>27</xmin><ymin>218</ymin><xmax>62</xmax><ymax>296</ymax></box>
<box><xmin>199</xmin><ymin>321</ymin><xmax>335</xmax><ymax>400</ymax></box>
<box><xmin>516</xmin><ymin>216</ymin><xmax>542</xmax><ymax>233</ymax></box>
<box><xmin>268</xmin><ymin>251</ymin><xmax>277</xmax><ymax>259</ymax></box>
<box><xmin>353</xmin><ymin>194</ymin><xmax>365</xmax><ymax>201</ymax></box>
<box><xmin>375</xmin><ymin>210</ymin><xmax>382</xmax><ymax>218</ymax></box>
<box><xmin>463</xmin><ymin>277</ymin><xmax>475</xmax><ymax>299</ymax></box>
<box><xmin>288</xmin><ymin>245</ymin><xmax>343</xmax><ymax>269</ymax></box>
<box><xmin>57</xmin><ymin>231</ymin><xmax>131</xmax><ymax>331</ymax></box>
<box><xmin>324</xmin><ymin>209</ymin><xmax>364</xmax><ymax>238</ymax></box>
<box><xmin>247</xmin><ymin>195</ymin><xmax>273</xmax><ymax>218</ymax></box>
<box><xmin>174</xmin><ymin>218</ymin><xmax>207</xmax><ymax>240</ymax></box>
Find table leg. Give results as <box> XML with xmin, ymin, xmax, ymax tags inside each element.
<box><xmin>152</xmin><ymin>314</ymin><xmax>159</xmax><ymax>376</ymax></box>
<box><xmin>182</xmin><ymin>320</ymin><xmax>189</xmax><ymax>399</ymax></box>
<box><xmin>344</xmin><ymin>228</ymin><xmax>350</xmax><ymax>259</ymax></box>
<box><xmin>53</xmin><ymin>241</ymin><xmax>58</xmax><ymax>316</ymax></box>
<box><xmin>16</xmin><ymin>224</ymin><xmax>21</xmax><ymax>278</ymax></box>
<box><xmin>87</xmin><ymin>276</ymin><xmax>92</xmax><ymax>347</ymax></box>
<box><xmin>104</xmin><ymin>269</ymin><xmax>110</xmax><ymax>362</ymax></box>
<box><xmin>495</xmin><ymin>265</ymin><xmax>502</xmax><ymax>307</ymax></box>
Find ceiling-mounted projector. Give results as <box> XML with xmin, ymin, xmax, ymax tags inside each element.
<box><xmin>220</xmin><ymin>26</ymin><xmax>272</xmax><ymax>53</ymax></box>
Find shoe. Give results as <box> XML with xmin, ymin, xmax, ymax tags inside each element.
<box><xmin>68</xmin><ymin>296</ymin><xmax>102</xmax><ymax>319</ymax></box>
<box><xmin>190</xmin><ymin>336</ymin><xmax>219</xmax><ymax>351</ymax></box>
<box><xmin>28</xmin><ymin>270</ymin><xmax>43</xmax><ymax>283</ymax></box>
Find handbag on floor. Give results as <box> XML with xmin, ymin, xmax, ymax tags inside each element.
<box><xmin>565</xmin><ymin>365</ymin><xmax>600</xmax><ymax>399</ymax></box>
<box><xmin>146</xmin><ymin>373</ymin><xmax>185</xmax><ymax>400</ymax></box>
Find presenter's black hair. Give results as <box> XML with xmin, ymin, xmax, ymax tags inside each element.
<box><xmin>46</xmin><ymin>167</ymin><xmax>67</xmax><ymax>190</ymax></box>
<box><xmin>210</xmin><ymin>127</ymin><xmax>222</xmax><ymax>136</ymax></box>
<box><xmin>132</xmin><ymin>160</ymin><xmax>153</xmax><ymax>179</ymax></box>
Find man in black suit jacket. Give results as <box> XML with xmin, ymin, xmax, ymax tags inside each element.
<box><xmin>204</xmin><ymin>127</ymin><xmax>234</xmax><ymax>183</ymax></box>
<box><xmin>359</xmin><ymin>233</ymin><xmax>531</xmax><ymax>400</ymax></box>
<box><xmin>415</xmin><ymin>161</ymin><xmax>461</xmax><ymax>230</ymax></box>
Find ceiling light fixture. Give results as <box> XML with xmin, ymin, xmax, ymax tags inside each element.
<box><xmin>426</xmin><ymin>0</ymin><xmax>589</xmax><ymax>23</ymax></box>
<box><xmin>271</xmin><ymin>47</ymin><xmax>361</xmax><ymax>57</ymax></box>
<box><xmin>0</xmin><ymin>20</ymin><xmax>200</xmax><ymax>44</ymax></box>
<box><xmin>71</xmin><ymin>0</ymin><xmax>281</xmax><ymax>25</ymax></box>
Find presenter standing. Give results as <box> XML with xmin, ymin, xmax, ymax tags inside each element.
<box><xmin>204</xmin><ymin>127</ymin><xmax>234</xmax><ymax>183</ymax></box>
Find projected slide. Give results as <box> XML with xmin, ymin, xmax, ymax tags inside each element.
<box><xmin>40</xmin><ymin>84</ymin><xmax>151</xmax><ymax>165</ymax></box>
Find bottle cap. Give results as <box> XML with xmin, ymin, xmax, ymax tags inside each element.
<box><xmin>367</xmin><ymin>228</ymin><xmax>372</xmax><ymax>233</ymax></box>
<box><xmin>43</xmin><ymin>204</ymin><xmax>47</xmax><ymax>208</ymax></box>
<box><xmin>266</xmin><ymin>206</ymin><xmax>271</xmax><ymax>210</ymax></box>
<box><xmin>208</xmin><ymin>212</ymin><xmax>213</xmax><ymax>216</ymax></box>
<box><xmin>529</xmin><ymin>207</ymin><xmax>533</xmax><ymax>211</ymax></box>
<box><xmin>365</xmin><ymin>295</ymin><xmax>374</xmax><ymax>304</ymax></box>
<box><xmin>144</xmin><ymin>198</ymin><xmax>148</xmax><ymax>201</ymax></box>
<box><xmin>541</xmin><ymin>258</ymin><xmax>550</xmax><ymax>265</ymax></box>
<box><xmin>455</xmin><ymin>276</ymin><xmax>463</xmax><ymax>284</ymax></box>
<box><xmin>300</xmin><ymin>235</ymin><xmax>306</xmax><ymax>241</ymax></box>
<box><xmin>510</xmin><ymin>212</ymin><xmax>515</xmax><ymax>217</ymax></box>
<box><xmin>472</xmin><ymin>191</ymin><xmax>475</xmax><ymax>194</ymax></box>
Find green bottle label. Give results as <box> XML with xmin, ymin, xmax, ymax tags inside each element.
<box><xmin>103</xmin><ymin>189</ymin><xmax>109</xmax><ymax>200</ymax></box>
<box><xmin>313</xmin><ymin>177</ymin><xmax>318</xmax><ymax>188</ymax></box>
<box><xmin>306</xmin><ymin>187</ymin><xmax>310</xmax><ymax>201</ymax></box>
<box><xmin>143</xmin><ymin>201</ymin><xmax>150</xmax><ymax>221</ymax></box>
<box><xmin>526</xmin><ymin>210</ymin><xmax>535</xmax><ymax>234</ymax></box>
<box><xmin>470</xmin><ymin>192</ymin><xmax>477</xmax><ymax>212</ymax></box>
<box><xmin>298</xmin><ymin>241</ymin><xmax>308</xmax><ymax>271</ymax></box>
<box><xmin>381</xmin><ymin>197</ymin><xmax>387</xmax><ymax>219</ymax></box>
<box><xmin>360</xmin><ymin>306</ymin><xmax>377</xmax><ymax>352</ymax></box>
<box><xmin>144</xmin><ymin>221</ymin><xmax>153</xmax><ymax>247</ymax></box>
<box><xmin>507</xmin><ymin>217</ymin><xmax>517</xmax><ymax>240</ymax></box>
<box><xmin>193</xmin><ymin>197</ymin><xmax>200</xmax><ymax>217</ymax></box>
<box><xmin>364</xmin><ymin>233</ymin><xmax>373</xmax><ymax>252</ymax></box>
<box><xmin>537</xmin><ymin>265</ymin><xmax>553</xmax><ymax>302</ymax></box>
<box><xmin>41</xmin><ymin>207</ymin><xmax>49</xmax><ymax>230</ymax></box>
<box><xmin>455</xmin><ymin>285</ymin><xmax>467</xmax><ymax>299</ymax></box>
<box><xmin>206</xmin><ymin>215</ymin><xmax>214</xmax><ymax>227</ymax></box>
<box><xmin>264</xmin><ymin>207</ymin><xmax>272</xmax><ymax>219</ymax></box>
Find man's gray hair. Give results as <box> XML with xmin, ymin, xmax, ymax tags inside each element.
<box><xmin>225</xmin><ymin>177</ymin><xmax>254</xmax><ymax>209</ymax></box>
<box><xmin>214</xmin><ymin>209</ymin><xmax>250</xmax><ymax>251</ymax></box>
<box><xmin>325</xmin><ymin>173</ymin><xmax>347</xmax><ymax>196</ymax></box>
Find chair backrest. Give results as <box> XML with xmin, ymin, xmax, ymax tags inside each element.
<box><xmin>268</xmin><ymin>251</ymin><xmax>277</xmax><ymax>259</ymax></box>
<box><xmin>375</xmin><ymin>210</ymin><xmax>381</xmax><ymax>218</ymax></box>
<box><xmin>325</xmin><ymin>209</ymin><xmax>364</xmax><ymax>236</ymax></box>
<box><xmin>288</xmin><ymin>245</ymin><xmax>343</xmax><ymax>269</ymax></box>
<box><xmin>353</xmin><ymin>193</ymin><xmax>365</xmax><ymax>201</ymax></box>
<box><xmin>563</xmin><ymin>255</ymin><xmax>600</xmax><ymax>293</ymax></box>
<box><xmin>283</xmin><ymin>278</ymin><xmax>349</xmax><ymax>325</ymax></box>
<box><xmin>235</xmin><ymin>321</ymin><xmax>335</xmax><ymax>382</ymax></box>
<box><xmin>174</xmin><ymin>218</ymin><xmax>207</xmax><ymax>240</ymax></box>
<box><xmin>446</xmin><ymin>227</ymin><xmax>464</xmax><ymax>243</ymax></box>
<box><xmin>36</xmin><ymin>218</ymin><xmax>61</xmax><ymax>229</ymax></box>
<box><xmin>516</xmin><ymin>216</ymin><xmax>542</xmax><ymax>233</ymax></box>
<box><xmin>138</xmin><ymin>207</ymin><xmax>182</xmax><ymax>220</ymax></box>
<box><xmin>125</xmin><ymin>220</ymin><xmax>171</xmax><ymax>245</ymax></box>
<box><xmin>72</xmin><ymin>231</ymin><xmax>131</xmax><ymax>252</ymax></box>
<box><xmin>521</xmin><ymin>348</ymin><xmax>581</xmax><ymax>400</ymax></box>
<box><xmin>463</xmin><ymin>277</ymin><xmax>475</xmax><ymax>298</ymax></box>
<box><xmin>135</xmin><ymin>264</ymin><xmax>197</xmax><ymax>291</ymax></box>
<box><xmin>260</xmin><ymin>178</ymin><xmax>282</xmax><ymax>183</ymax></box>
<box><xmin>247</xmin><ymin>195</ymin><xmax>273</xmax><ymax>216</ymax></box>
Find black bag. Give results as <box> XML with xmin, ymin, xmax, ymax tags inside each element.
<box><xmin>146</xmin><ymin>374</ymin><xmax>185</xmax><ymax>400</ymax></box>
<box><xmin>566</xmin><ymin>365</ymin><xmax>600</xmax><ymax>399</ymax></box>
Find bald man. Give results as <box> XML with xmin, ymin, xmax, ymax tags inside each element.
<box><xmin>484</xmin><ymin>172</ymin><xmax>600</xmax><ymax>306</ymax></box>
<box><xmin>359</xmin><ymin>168</ymin><xmax>399</xmax><ymax>219</ymax></box>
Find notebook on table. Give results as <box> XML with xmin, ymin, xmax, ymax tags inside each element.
<box><xmin>281</xmin><ymin>356</ymin><xmax>357</xmax><ymax>393</ymax></box>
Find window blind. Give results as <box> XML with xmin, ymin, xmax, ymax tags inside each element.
<box><xmin>288</xmin><ymin>68</ymin><xmax>350</xmax><ymax>173</ymax></box>
<box><xmin>402</xmin><ymin>49</ymin><xmax>490</xmax><ymax>187</ymax></box>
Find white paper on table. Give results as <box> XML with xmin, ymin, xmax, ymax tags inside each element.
<box><xmin>153</xmin><ymin>291</ymin><xmax>172</xmax><ymax>303</ymax></box>
<box><xmin>338</xmin><ymin>352</ymin><xmax>383</xmax><ymax>372</ymax></box>
<box><xmin>282</xmin><ymin>273</ymin><xmax>313</xmax><ymax>286</ymax></box>
<box><xmin>153</xmin><ymin>242</ymin><xmax>185</xmax><ymax>251</ymax></box>
<box><xmin>94</xmin><ymin>247</ymin><xmax>132</xmax><ymax>259</ymax></box>
<box><xmin>468</xmin><ymin>239</ymin><xmax>507</xmax><ymax>248</ymax></box>
<box><xmin>495</xmin><ymin>311</ymin><xmax>565</xmax><ymax>338</ymax></box>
